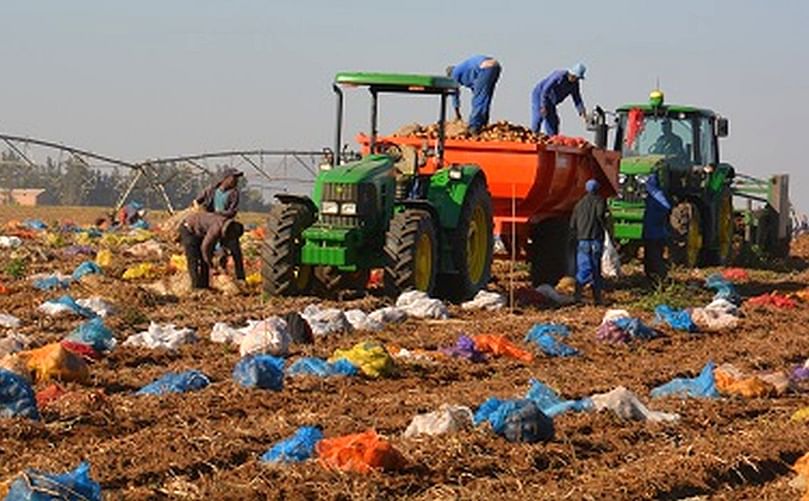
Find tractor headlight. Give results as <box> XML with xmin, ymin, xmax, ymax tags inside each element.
<box><xmin>340</xmin><ymin>202</ymin><xmax>357</xmax><ymax>216</ymax></box>
<box><xmin>618</xmin><ymin>174</ymin><xmax>627</xmax><ymax>185</ymax></box>
<box><xmin>635</xmin><ymin>175</ymin><xmax>649</xmax><ymax>188</ymax></box>
<box><xmin>321</xmin><ymin>201</ymin><xmax>339</xmax><ymax>214</ymax></box>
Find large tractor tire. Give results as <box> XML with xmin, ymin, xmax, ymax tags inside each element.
<box><xmin>313</xmin><ymin>266</ymin><xmax>371</xmax><ymax>295</ymax></box>
<box><xmin>261</xmin><ymin>203</ymin><xmax>315</xmax><ymax>296</ymax></box>
<box><xmin>670</xmin><ymin>202</ymin><xmax>703</xmax><ymax>267</ymax></box>
<box><xmin>437</xmin><ymin>177</ymin><xmax>494</xmax><ymax>300</ymax></box>
<box><xmin>384</xmin><ymin>209</ymin><xmax>438</xmax><ymax>297</ymax></box>
<box><xmin>529</xmin><ymin>217</ymin><xmax>570</xmax><ymax>287</ymax></box>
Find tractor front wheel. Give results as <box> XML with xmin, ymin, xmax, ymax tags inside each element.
<box><xmin>384</xmin><ymin>209</ymin><xmax>438</xmax><ymax>297</ymax></box>
<box><xmin>670</xmin><ymin>202</ymin><xmax>703</xmax><ymax>267</ymax></box>
<box><xmin>261</xmin><ymin>203</ymin><xmax>315</xmax><ymax>296</ymax></box>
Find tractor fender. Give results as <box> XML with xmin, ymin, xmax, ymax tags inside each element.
<box><xmin>274</xmin><ymin>194</ymin><xmax>317</xmax><ymax>216</ymax></box>
<box><xmin>426</xmin><ymin>165</ymin><xmax>487</xmax><ymax>229</ymax></box>
<box><xmin>398</xmin><ymin>199</ymin><xmax>441</xmax><ymax>228</ymax></box>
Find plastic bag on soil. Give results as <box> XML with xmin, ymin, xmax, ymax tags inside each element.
<box><xmin>705</xmin><ymin>273</ymin><xmax>741</xmax><ymax>305</ymax></box>
<box><xmin>601</xmin><ymin>233</ymin><xmax>621</xmax><ymax>278</ymax></box>
<box><xmin>35</xmin><ymin>383</ymin><xmax>66</xmax><ymax>408</ymax></box>
<box><xmin>690</xmin><ymin>307</ymin><xmax>739</xmax><ymax>332</ymax></box>
<box><xmin>650</xmin><ymin>361</ymin><xmax>719</xmax><ymax>399</ymax></box>
<box><xmin>329</xmin><ymin>341</ymin><xmax>394</xmax><ymax>378</ymax></box>
<box><xmin>284</xmin><ymin>312</ymin><xmax>314</xmax><ymax>345</ymax></box>
<box><xmin>791</xmin><ymin>452</ymin><xmax>809</xmax><ymax>498</ymax></box>
<box><xmin>301</xmin><ymin>304</ymin><xmax>352</xmax><ymax>336</ymax></box>
<box><xmin>122</xmin><ymin>262</ymin><xmax>157</xmax><ymax>280</ymax></box>
<box><xmin>210</xmin><ymin>322</ymin><xmax>251</xmax><ymax>345</ymax></box>
<box><xmin>524</xmin><ymin>323</ymin><xmax>578</xmax><ymax>357</ymax></box>
<box><xmin>0</xmin><ymin>368</ymin><xmax>39</xmax><ymax>420</ymax></box>
<box><xmin>71</xmin><ymin>260</ymin><xmax>102</xmax><ymax>281</ymax></box>
<box><xmin>404</xmin><ymin>404</ymin><xmax>473</xmax><ymax>438</ymax></box>
<box><xmin>76</xmin><ymin>297</ymin><xmax>116</xmax><ymax>318</ymax></box>
<box><xmin>0</xmin><ymin>314</ymin><xmax>21</xmax><ymax>329</ymax></box>
<box><xmin>368</xmin><ymin>306</ymin><xmax>407</xmax><ymax>325</ymax></box>
<box><xmin>233</xmin><ymin>354</ymin><xmax>284</xmax><ymax>390</ymax></box>
<box><xmin>137</xmin><ymin>369</ymin><xmax>210</xmax><ymax>396</ymax></box>
<box><xmin>211</xmin><ymin>274</ymin><xmax>241</xmax><ymax>295</ymax></box>
<box><xmin>316</xmin><ymin>429</ymin><xmax>406</xmax><ymax>473</ymax></box>
<box><xmin>472</xmin><ymin>334</ymin><xmax>533</xmax><ymax>362</ymax></box>
<box><xmin>38</xmin><ymin>295</ymin><xmax>97</xmax><ymax>318</ymax></box>
<box><xmin>65</xmin><ymin>317</ymin><xmax>117</xmax><ymax>354</ymax></box>
<box><xmin>461</xmin><ymin>290</ymin><xmax>506</xmax><ymax>311</ymax></box>
<box><xmin>0</xmin><ymin>236</ymin><xmax>22</xmax><ymax>248</ymax></box>
<box><xmin>722</xmin><ymin>268</ymin><xmax>749</xmax><ymax>282</ymax></box>
<box><xmin>95</xmin><ymin>248</ymin><xmax>112</xmax><ymax>268</ymax></box>
<box><xmin>25</xmin><ymin>343</ymin><xmax>89</xmax><ymax>383</ymax></box>
<box><xmin>60</xmin><ymin>340</ymin><xmax>101</xmax><ymax>361</ymax></box>
<box><xmin>123</xmin><ymin>322</ymin><xmax>196</xmax><ymax>350</ymax></box>
<box><xmin>0</xmin><ymin>355</ymin><xmax>31</xmax><ymax>382</ymax></box>
<box><xmin>590</xmin><ymin>386</ymin><xmax>679</xmax><ymax>422</ymax></box>
<box><xmin>475</xmin><ymin>398</ymin><xmax>554</xmax><ymax>443</ymax></box>
<box><xmin>601</xmin><ymin>309</ymin><xmax>630</xmax><ymax>324</ymax></box>
<box><xmin>261</xmin><ymin>426</ymin><xmax>324</xmax><ymax>463</ymax></box>
<box><xmin>124</xmin><ymin>239</ymin><xmax>163</xmax><ymax>259</ymax></box>
<box><xmin>0</xmin><ymin>333</ymin><xmax>28</xmax><ymax>358</ymax></box>
<box><xmin>714</xmin><ymin>363</ymin><xmax>775</xmax><ymax>398</ymax></box>
<box><xmin>5</xmin><ymin>461</ymin><xmax>101</xmax><ymax>501</ymax></box>
<box><xmin>239</xmin><ymin>317</ymin><xmax>290</xmax><ymax>357</ymax></box>
<box><xmin>395</xmin><ymin>291</ymin><xmax>449</xmax><ymax>319</ymax></box>
<box><xmin>599</xmin><ymin>317</ymin><xmax>662</xmax><ymax>342</ymax></box>
<box><xmin>32</xmin><ymin>274</ymin><xmax>72</xmax><ymax>291</ymax></box>
<box><xmin>655</xmin><ymin>304</ymin><xmax>697</xmax><ymax>332</ymax></box>
<box><xmin>63</xmin><ymin>245</ymin><xmax>95</xmax><ymax>257</ymax></box>
<box><xmin>792</xmin><ymin>407</ymin><xmax>809</xmax><ymax>423</ymax></box>
<box><xmin>287</xmin><ymin>357</ymin><xmax>358</xmax><ymax>377</ymax></box>
<box><xmin>704</xmin><ymin>298</ymin><xmax>740</xmax><ymax>317</ymax></box>
<box><xmin>746</xmin><ymin>292</ymin><xmax>797</xmax><ymax>309</ymax></box>
<box><xmin>525</xmin><ymin>379</ymin><xmax>592</xmax><ymax>417</ymax></box>
<box><xmin>345</xmin><ymin>310</ymin><xmax>384</xmax><ymax>332</ymax></box>
<box><xmin>440</xmin><ymin>335</ymin><xmax>486</xmax><ymax>362</ymax></box>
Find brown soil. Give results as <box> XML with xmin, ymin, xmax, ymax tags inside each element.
<box><xmin>1</xmin><ymin>207</ymin><xmax>809</xmax><ymax>500</ymax></box>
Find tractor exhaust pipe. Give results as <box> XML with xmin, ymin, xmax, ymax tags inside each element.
<box><xmin>588</xmin><ymin>105</ymin><xmax>608</xmax><ymax>149</ymax></box>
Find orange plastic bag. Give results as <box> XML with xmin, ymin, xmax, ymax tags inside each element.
<box><xmin>316</xmin><ymin>430</ymin><xmax>406</xmax><ymax>474</ymax></box>
<box><xmin>793</xmin><ymin>452</ymin><xmax>809</xmax><ymax>500</ymax></box>
<box><xmin>722</xmin><ymin>268</ymin><xmax>749</xmax><ymax>282</ymax></box>
<box><xmin>36</xmin><ymin>383</ymin><xmax>66</xmax><ymax>408</ymax></box>
<box><xmin>714</xmin><ymin>365</ymin><xmax>774</xmax><ymax>398</ymax></box>
<box><xmin>0</xmin><ymin>282</ymin><xmax>8</xmax><ymax>295</ymax></box>
<box><xmin>472</xmin><ymin>334</ymin><xmax>534</xmax><ymax>363</ymax></box>
<box><xmin>25</xmin><ymin>343</ymin><xmax>89</xmax><ymax>383</ymax></box>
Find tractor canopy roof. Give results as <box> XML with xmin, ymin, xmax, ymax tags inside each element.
<box><xmin>335</xmin><ymin>72</ymin><xmax>458</xmax><ymax>94</ymax></box>
<box><xmin>616</xmin><ymin>103</ymin><xmax>715</xmax><ymax>117</ymax></box>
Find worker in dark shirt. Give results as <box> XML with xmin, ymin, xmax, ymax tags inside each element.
<box><xmin>650</xmin><ymin>120</ymin><xmax>687</xmax><ymax>162</ymax></box>
<box><xmin>643</xmin><ymin>172</ymin><xmax>671</xmax><ymax>283</ymax></box>
<box><xmin>569</xmin><ymin>178</ymin><xmax>607</xmax><ymax>304</ymax></box>
<box><xmin>195</xmin><ymin>167</ymin><xmax>243</xmax><ymax>219</ymax></box>
<box><xmin>446</xmin><ymin>55</ymin><xmax>502</xmax><ymax>134</ymax></box>
<box><xmin>180</xmin><ymin>211</ymin><xmax>245</xmax><ymax>289</ymax></box>
<box><xmin>531</xmin><ymin>63</ymin><xmax>587</xmax><ymax>135</ymax></box>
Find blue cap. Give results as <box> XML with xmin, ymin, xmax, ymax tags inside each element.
<box><xmin>585</xmin><ymin>179</ymin><xmax>599</xmax><ymax>193</ymax></box>
<box><xmin>569</xmin><ymin>62</ymin><xmax>586</xmax><ymax>80</ymax></box>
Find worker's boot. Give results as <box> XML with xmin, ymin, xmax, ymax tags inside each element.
<box><xmin>573</xmin><ymin>284</ymin><xmax>583</xmax><ymax>304</ymax></box>
<box><xmin>593</xmin><ymin>287</ymin><xmax>604</xmax><ymax>306</ymax></box>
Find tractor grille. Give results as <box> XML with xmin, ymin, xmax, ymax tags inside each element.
<box><xmin>319</xmin><ymin>183</ymin><xmax>377</xmax><ymax>228</ymax></box>
<box><xmin>323</xmin><ymin>182</ymin><xmax>357</xmax><ymax>202</ymax></box>
<box><xmin>620</xmin><ymin>176</ymin><xmax>646</xmax><ymax>204</ymax></box>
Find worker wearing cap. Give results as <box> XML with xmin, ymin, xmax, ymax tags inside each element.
<box><xmin>531</xmin><ymin>63</ymin><xmax>587</xmax><ymax>135</ymax></box>
<box><xmin>180</xmin><ymin>211</ymin><xmax>245</xmax><ymax>289</ymax></box>
<box><xmin>446</xmin><ymin>55</ymin><xmax>502</xmax><ymax>135</ymax></box>
<box><xmin>570</xmin><ymin>179</ymin><xmax>607</xmax><ymax>304</ymax></box>
<box><xmin>195</xmin><ymin>167</ymin><xmax>243</xmax><ymax>219</ymax></box>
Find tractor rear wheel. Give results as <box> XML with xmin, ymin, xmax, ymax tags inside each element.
<box><xmin>670</xmin><ymin>202</ymin><xmax>703</xmax><ymax>267</ymax></box>
<box><xmin>384</xmin><ymin>209</ymin><xmax>438</xmax><ymax>296</ymax></box>
<box><xmin>314</xmin><ymin>267</ymin><xmax>371</xmax><ymax>295</ymax></box>
<box><xmin>261</xmin><ymin>203</ymin><xmax>315</xmax><ymax>296</ymax></box>
<box><xmin>438</xmin><ymin>177</ymin><xmax>494</xmax><ymax>300</ymax></box>
<box><xmin>529</xmin><ymin>217</ymin><xmax>570</xmax><ymax>287</ymax></box>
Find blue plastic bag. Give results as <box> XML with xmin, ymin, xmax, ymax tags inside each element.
<box><xmin>66</xmin><ymin>318</ymin><xmax>116</xmax><ymax>354</ymax></box>
<box><xmin>525</xmin><ymin>379</ymin><xmax>593</xmax><ymax>417</ymax></box>
<box><xmin>4</xmin><ymin>461</ymin><xmax>101</xmax><ymax>501</ymax></box>
<box><xmin>33</xmin><ymin>275</ymin><xmax>71</xmax><ymax>291</ymax></box>
<box><xmin>131</xmin><ymin>219</ymin><xmax>150</xmax><ymax>230</ymax></box>
<box><xmin>705</xmin><ymin>273</ymin><xmax>741</xmax><ymax>305</ymax></box>
<box><xmin>478</xmin><ymin>399</ymin><xmax>554</xmax><ymax>443</ymax></box>
<box><xmin>23</xmin><ymin>219</ymin><xmax>47</xmax><ymax>231</ymax></box>
<box><xmin>473</xmin><ymin>397</ymin><xmax>506</xmax><ymax>426</ymax></box>
<box><xmin>137</xmin><ymin>370</ymin><xmax>210</xmax><ymax>396</ymax></box>
<box><xmin>260</xmin><ymin>426</ymin><xmax>324</xmax><ymax>463</ymax></box>
<box><xmin>0</xmin><ymin>369</ymin><xmax>39</xmax><ymax>421</ymax></box>
<box><xmin>43</xmin><ymin>295</ymin><xmax>97</xmax><ymax>318</ymax></box>
<box><xmin>286</xmin><ymin>357</ymin><xmax>358</xmax><ymax>377</ymax></box>
<box><xmin>650</xmin><ymin>361</ymin><xmax>719</xmax><ymax>399</ymax></box>
<box><xmin>613</xmin><ymin>317</ymin><xmax>661</xmax><ymax>340</ymax></box>
<box><xmin>655</xmin><ymin>305</ymin><xmax>697</xmax><ymax>332</ymax></box>
<box><xmin>524</xmin><ymin>323</ymin><xmax>578</xmax><ymax>357</ymax></box>
<box><xmin>71</xmin><ymin>261</ymin><xmax>102</xmax><ymax>281</ymax></box>
<box><xmin>233</xmin><ymin>355</ymin><xmax>284</xmax><ymax>391</ymax></box>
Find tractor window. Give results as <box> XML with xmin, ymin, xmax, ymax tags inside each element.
<box><xmin>621</xmin><ymin>115</ymin><xmax>693</xmax><ymax>165</ymax></box>
<box><xmin>696</xmin><ymin>117</ymin><xmax>717</xmax><ymax>165</ymax></box>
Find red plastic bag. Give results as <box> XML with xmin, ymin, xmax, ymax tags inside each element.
<box><xmin>746</xmin><ymin>292</ymin><xmax>797</xmax><ymax>309</ymax></box>
<box><xmin>316</xmin><ymin>430</ymin><xmax>406</xmax><ymax>474</ymax></box>
<box><xmin>0</xmin><ymin>282</ymin><xmax>8</xmax><ymax>295</ymax></box>
<box><xmin>722</xmin><ymin>268</ymin><xmax>749</xmax><ymax>282</ymax></box>
<box><xmin>624</xmin><ymin>108</ymin><xmax>645</xmax><ymax>149</ymax></box>
<box><xmin>36</xmin><ymin>383</ymin><xmax>66</xmax><ymax>408</ymax></box>
<box><xmin>472</xmin><ymin>334</ymin><xmax>533</xmax><ymax>362</ymax></box>
<box><xmin>60</xmin><ymin>340</ymin><xmax>101</xmax><ymax>362</ymax></box>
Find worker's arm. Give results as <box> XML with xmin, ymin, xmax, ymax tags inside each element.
<box><xmin>572</xmin><ymin>83</ymin><xmax>585</xmax><ymax>117</ymax></box>
<box><xmin>450</xmin><ymin>66</ymin><xmax>463</xmax><ymax>113</ymax></box>
<box><xmin>646</xmin><ymin>176</ymin><xmax>672</xmax><ymax>211</ymax></box>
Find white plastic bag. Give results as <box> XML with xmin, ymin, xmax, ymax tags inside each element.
<box><xmin>0</xmin><ymin>314</ymin><xmax>21</xmax><ymax>329</ymax></box>
<box><xmin>122</xmin><ymin>322</ymin><xmax>196</xmax><ymax>350</ymax></box>
<box><xmin>0</xmin><ymin>236</ymin><xmax>22</xmax><ymax>248</ymax></box>
<box><xmin>368</xmin><ymin>306</ymin><xmax>407</xmax><ymax>324</ymax></box>
<box><xmin>395</xmin><ymin>291</ymin><xmax>449</xmax><ymax>319</ymax></box>
<box><xmin>345</xmin><ymin>310</ymin><xmax>384</xmax><ymax>332</ymax></box>
<box><xmin>461</xmin><ymin>290</ymin><xmax>506</xmax><ymax>311</ymax></box>
<box><xmin>0</xmin><ymin>333</ymin><xmax>28</xmax><ymax>358</ymax></box>
<box><xmin>239</xmin><ymin>317</ymin><xmax>290</xmax><ymax>357</ymax></box>
<box><xmin>301</xmin><ymin>304</ymin><xmax>352</xmax><ymax>336</ymax></box>
<box><xmin>590</xmin><ymin>386</ymin><xmax>678</xmax><ymax>422</ymax></box>
<box><xmin>404</xmin><ymin>404</ymin><xmax>473</xmax><ymax>437</ymax></box>
<box><xmin>601</xmin><ymin>233</ymin><xmax>621</xmax><ymax>278</ymax></box>
<box><xmin>76</xmin><ymin>297</ymin><xmax>117</xmax><ymax>318</ymax></box>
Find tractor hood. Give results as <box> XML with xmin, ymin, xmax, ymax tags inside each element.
<box><xmin>619</xmin><ymin>155</ymin><xmax>666</xmax><ymax>175</ymax></box>
<box><xmin>319</xmin><ymin>154</ymin><xmax>394</xmax><ymax>183</ymax></box>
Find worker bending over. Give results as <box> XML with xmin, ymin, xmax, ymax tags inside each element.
<box><xmin>195</xmin><ymin>167</ymin><xmax>243</xmax><ymax>219</ymax></box>
<box><xmin>570</xmin><ymin>179</ymin><xmax>607</xmax><ymax>304</ymax></box>
<box><xmin>180</xmin><ymin>211</ymin><xmax>245</xmax><ymax>289</ymax></box>
<box><xmin>531</xmin><ymin>63</ymin><xmax>587</xmax><ymax>135</ymax></box>
<box><xmin>447</xmin><ymin>55</ymin><xmax>502</xmax><ymax>135</ymax></box>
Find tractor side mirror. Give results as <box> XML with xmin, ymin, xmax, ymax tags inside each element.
<box><xmin>716</xmin><ymin>117</ymin><xmax>729</xmax><ymax>138</ymax></box>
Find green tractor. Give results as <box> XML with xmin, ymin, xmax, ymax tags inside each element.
<box><xmin>261</xmin><ymin>72</ymin><xmax>494</xmax><ymax>299</ymax></box>
<box><xmin>593</xmin><ymin>90</ymin><xmax>790</xmax><ymax>267</ymax></box>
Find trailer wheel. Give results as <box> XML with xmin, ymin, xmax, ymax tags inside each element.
<box><xmin>314</xmin><ymin>267</ymin><xmax>371</xmax><ymax>295</ymax></box>
<box><xmin>670</xmin><ymin>202</ymin><xmax>703</xmax><ymax>267</ymax></box>
<box><xmin>261</xmin><ymin>203</ymin><xmax>315</xmax><ymax>296</ymax></box>
<box><xmin>530</xmin><ymin>217</ymin><xmax>570</xmax><ymax>287</ymax></box>
<box><xmin>384</xmin><ymin>209</ymin><xmax>438</xmax><ymax>296</ymax></box>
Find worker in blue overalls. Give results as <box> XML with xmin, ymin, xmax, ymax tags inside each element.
<box><xmin>446</xmin><ymin>55</ymin><xmax>501</xmax><ymax>135</ymax></box>
<box><xmin>531</xmin><ymin>63</ymin><xmax>587</xmax><ymax>135</ymax></box>
<box><xmin>643</xmin><ymin>171</ymin><xmax>672</xmax><ymax>283</ymax></box>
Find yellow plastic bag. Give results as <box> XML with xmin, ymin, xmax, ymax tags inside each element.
<box><xmin>74</xmin><ymin>232</ymin><xmax>94</xmax><ymax>246</ymax></box>
<box><xmin>793</xmin><ymin>407</ymin><xmax>809</xmax><ymax>423</ymax></box>
<box><xmin>169</xmin><ymin>254</ymin><xmax>187</xmax><ymax>272</ymax></box>
<box><xmin>245</xmin><ymin>272</ymin><xmax>261</xmax><ymax>287</ymax></box>
<box><xmin>25</xmin><ymin>343</ymin><xmax>89</xmax><ymax>383</ymax></box>
<box><xmin>100</xmin><ymin>233</ymin><xmax>123</xmax><ymax>248</ymax></box>
<box><xmin>96</xmin><ymin>249</ymin><xmax>113</xmax><ymax>268</ymax></box>
<box><xmin>329</xmin><ymin>341</ymin><xmax>394</xmax><ymax>378</ymax></box>
<box><xmin>122</xmin><ymin>262</ymin><xmax>155</xmax><ymax>280</ymax></box>
<box><xmin>44</xmin><ymin>232</ymin><xmax>65</xmax><ymax>248</ymax></box>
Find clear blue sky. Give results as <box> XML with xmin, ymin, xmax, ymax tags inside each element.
<box><xmin>1</xmin><ymin>1</ymin><xmax>807</xmax><ymax>207</ymax></box>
